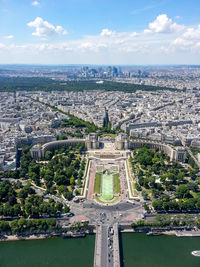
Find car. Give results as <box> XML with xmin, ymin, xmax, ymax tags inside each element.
<box><xmin>68</xmin><ymin>213</ymin><xmax>74</xmax><ymax>217</ymax></box>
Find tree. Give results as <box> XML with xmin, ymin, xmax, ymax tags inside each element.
<box><xmin>70</xmin><ymin>176</ymin><xmax>75</xmax><ymax>185</ymax></box>
<box><xmin>28</xmin><ymin>162</ymin><xmax>40</xmax><ymax>185</ymax></box>
<box><xmin>55</xmin><ymin>202</ymin><xmax>63</xmax><ymax>214</ymax></box>
<box><xmin>45</xmin><ymin>151</ymin><xmax>53</xmax><ymax>160</ymax></box>
<box><xmin>75</xmin><ymin>189</ymin><xmax>80</xmax><ymax>196</ymax></box>
<box><xmin>142</xmin><ymin>190</ymin><xmax>148</xmax><ymax>200</ymax></box>
<box><xmin>188</xmin><ymin>182</ymin><xmax>198</xmax><ymax>192</ymax></box>
<box><xmin>184</xmin><ymin>198</ymin><xmax>197</xmax><ymax>210</ymax></box>
<box><xmin>54</xmin><ymin>174</ymin><xmax>66</xmax><ymax>186</ymax></box>
<box><xmin>189</xmin><ymin>169</ymin><xmax>197</xmax><ymax>180</ymax></box>
<box><xmin>63</xmin><ymin>191</ymin><xmax>72</xmax><ymax>200</ymax></box>
<box><xmin>13</xmin><ymin>204</ymin><xmax>22</xmax><ymax>216</ymax></box>
<box><xmin>168</xmin><ymin>200</ymin><xmax>179</xmax><ymax>211</ymax></box>
<box><xmin>135</xmin><ymin>183</ymin><xmax>142</xmax><ymax>191</ymax></box>
<box><xmin>63</xmin><ymin>206</ymin><xmax>70</xmax><ymax>213</ymax></box>
<box><xmin>195</xmin><ymin>197</ymin><xmax>200</xmax><ymax>210</ymax></box>
<box><xmin>57</xmin><ymin>185</ymin><xmax>66</xmax><ymax>194</ymax></box>
<box><xmin>144</xmin><ymin>203</ymin><xmax>149</xmax><ymax>212</ymax></box>
<box><xmin>152</xmin><ymin>199</ymin><xmax>163</xmax><ymax>210</ymax></box>
<box><xmin>136</xmin><ymin>147</ymin><xmax>154</xmax><ymax>166</ymax></box>
<box><xmin>74</xmin><ymin>159</ymin><xmax>80</xmax><ymax>169</ymax></box>
<box><xmin>0</xmin><ymin>221</ymin><xmax>10</xmax><ymax>233</ymax></box>
<box><xmin>46</xmin><ymin>218</ymin><xmax>57</xmax><ymax>229</ymax></box>
<box><xmin>18</xmin><ymin>218</ymin><xmax>27</xmax><ymax>232</ymax></box>
<box><xmin>83</xmin><ymin>221</ymin><xmax>88</xmax><ymax>230</ymax></box>
<box><xmin>9</xmin><ymin>196</ymin><xmax>17</xmax><ymax>206</ymax></box>
<box><xmin>10</xmin><ymin>220</ymin><xmax>20</xmax><ymax>234</ymax></box>
<box><xmin>177</xmin><ymin>172</ymin><xmax>184</xmax><ymax>183</ymax></box>
<box><xmin>175</xmin><ymin>184</ymin><xmax>191</xmax><ymax>199</ymax></box>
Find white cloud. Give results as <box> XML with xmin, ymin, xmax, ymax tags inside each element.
<box><xmin>27</xmin><ymin>17</ymin><xmax>67</xmax><ymax>39</ymax></box>
<box><xmin>79</xmin><ymin>41</ymin><xmax>107</xmax><ymax>52</ymax></box>
<box><xmin>2</xmin><ymin>14</ymin><xmax>200</xmax><ymax>64</ymax></box>
<box><xmin>100</xmin><ymin>29</ymin><xmax>115</xmax><ymax>37</ymax></box>
<box><xmin>144</xmin><ymin>14</ymin><xmax>184</xmax><ymax>34</ymax></box>
<box><xmin>172</xmin><ymin>38</ymin><xmax>192</xmax><ymax>47</ymax></box>
<box><xmin>0</xmin><ymin>43</ymin><xmax>6</xmax><ymax>49</ymax></box>
<box><xmin>32</xmin><ymin>1</ymin><xmax>39</xmax><ymax>6</ymax></box>
<box><xmin>171</xmin><ymin>24</ymin><xmax>200</xmax><ymax>52</ymax></box>
<box><xmin>4</xmin><ymin>35</ymin><xmax>14</xmax><ymax>39</ymax></box>
<box><xmin>182</xmin><ymin>25</ymin><xmax>200</xmax><ymax>40</ymax></box>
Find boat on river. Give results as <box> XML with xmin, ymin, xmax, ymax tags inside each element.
<box><xmin>146</xmin><ymin>232</ymin><xmax>161</xmax><ymax>236</ymax></box>
<box><xmin>191</xmin><ymin>251</ymin><xmax>200</xmax><ymax>256</ymax></box>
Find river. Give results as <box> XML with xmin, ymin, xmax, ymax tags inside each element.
<box><xmin>120</xmin><ymin>233</ymin><xmax>200</xmax><ymax>267</ymax></box>
<box><xmin>1</xmin><ymin>233</ymin><xmax>200</xmax><ymax>267</ymax></box>
<box><xmin>0</xmin><ymin>235</ymin><xmax>95</xmax><ymax>267</ymax></box>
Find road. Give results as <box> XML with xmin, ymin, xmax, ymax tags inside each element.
<box><xmin>69</xmin><ymin>199</ymin><xmax>144</xmax><ymax>226</ymax></box>
<box><xmin>94</xmin><ymin>216</ymin><xmax>119</xmax><ymax>267</ymax></box>
<box><xmin>101</xmin><ymin>225</ymin><xmax>109</xmax><ymax>267</ymax></box>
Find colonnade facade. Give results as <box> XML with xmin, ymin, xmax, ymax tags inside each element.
<box><xmin>30</xmin><ymin>132</ymin><xmax>186</xmax><ymax>162</ymax></box>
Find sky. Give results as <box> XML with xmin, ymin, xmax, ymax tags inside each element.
<box><xmin>0</xmin><ymin>0</ymin><xmax>200</xmax><ymax>65</ymax></box>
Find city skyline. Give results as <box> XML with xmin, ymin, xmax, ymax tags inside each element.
<box><xmin>0</xmin><ymin>0</ymin><xmax>200</xmax><ymax>64</ymax></box>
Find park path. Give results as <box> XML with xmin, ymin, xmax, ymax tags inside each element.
<box><xmin>87</xmin><ymin>161</ymin><xmax>96</xmax><ymax>200</ymax></box>
<box><xmin>119</xmin><ymin>162</ymin><xmax>127</xmax><ymax>200</ymax></box>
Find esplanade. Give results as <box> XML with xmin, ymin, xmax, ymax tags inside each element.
<box><xmin>30</xmin><ymin>132</ymin><xmax>186</xmax><ymax>162</ymax></box>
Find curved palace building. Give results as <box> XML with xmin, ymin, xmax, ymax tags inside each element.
<box><xmin>30</xmin><ymin>132</ymin><xmax>186</xmax><ymax>162</ymax></box>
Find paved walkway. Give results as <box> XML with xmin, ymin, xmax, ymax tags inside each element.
<box><xmin>119</xmin><ymin>161</ymin><xmax>127</xmax><ymax>200</ymax></box>
<box><xmin>87</xmin><ymin>162</ymin><xmax>96</xmax><ymax>200</ymax></box>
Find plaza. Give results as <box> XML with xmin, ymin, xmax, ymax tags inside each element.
<box><xmin>85</xmin><ymin>134</ymin><xmax>135</xmax><ymax>205</ymax></box>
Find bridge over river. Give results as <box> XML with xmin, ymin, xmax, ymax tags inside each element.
<box><xmin>94</xmin><ymin>223</ymin><xmax>120</xmax><ymax>267</ymax></box>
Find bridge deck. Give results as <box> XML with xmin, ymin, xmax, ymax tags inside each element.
<box><xmin>93</xmin><ymin>224</ymin><xmax>121</xmax><ymax>267</ymax></box>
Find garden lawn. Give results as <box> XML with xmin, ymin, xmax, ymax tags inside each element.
<box><xmin>94</xmin><ymin>173</ymin><xmax>101</xmax><ymax>194</ymax></box>
<box><xmin>102</xmin><ymin>174</ymin><xmax>113</xmax><ymax>200</ymax></box>
<box><xmin>113</xmin><ymin>173</ymin><xmax>120</xmax><ymax>194</ymax></box>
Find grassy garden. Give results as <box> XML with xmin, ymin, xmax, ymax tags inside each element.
<box><xmin>113</xmin><ymin>173</ymin><xmax>121</xmax><ymax>194</ymax></box>
<box><xmin>5</xmin><ymin>144</ymin><xmax>87</xmax><ymax>201</ymax></box>
<box><xmin>94</xmin><ymin>173</ymin><xmax>101</xmax><ymax>194</ymax></box>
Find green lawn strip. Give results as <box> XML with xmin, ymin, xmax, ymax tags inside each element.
<box><xmin>113</xmin><ymin>173</ymin><xmax>120</xmax><ymax>194</ymax></box>
<box><xmin>100</xmin><ymin>133</ymin><xmax>117</xmax><ymax>138</ymax></box>
<box><xmin>94</xmin><ymin>173</ymin><xmax>101</xmax><ymax>194</ymax></box>
<box><xmin>102</xmin><ymin>174</ymin><xmax>113</xmax><ymax>200</ymax></box>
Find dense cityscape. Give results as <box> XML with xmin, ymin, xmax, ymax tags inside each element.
<box><xmin>1</xmin><ymin>0</ymin><xmax>200</xmax><ymax>266</ymax></box>
<box><xmin>1</xmin><ymin>64</ymin><xmax>200</xmax><ymax>90</ymax></box>
<box><xmin>0</xmin><ymin>69</ymin><xmax>200</xmax><ymax>266</ymax></box>
<box><xmin>1</xmin><ymin>85</ymin><xmax>200</xmax><ymax>172</ymax></box>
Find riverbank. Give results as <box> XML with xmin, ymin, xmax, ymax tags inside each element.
<box><xmin>119</xmin><ymin>224</ymin><xmax>200</xmax><ymax>237</ymax></box>
<box><xmin>2</xmin><ymin>225</ymin><xmax>200</xmax><ymax>243</ymax></box>
<box><xmin>167</xmin><ymin>230</ymin><xmax>200</xmax><ymax>237</ymax></box>
<box><xmin>146</xmin><ymin>230</ymin><xmax>200</xmax><ymax>237</ymax></box>
<box><xmin>0</xmin><ymin>233</ymin><xmax>57</xmax><ymax>242</ymax></box>
<box><xmin>0</xmin><ymin>231</ymin><xmax>89</xmax><ymax>242</ymax></box>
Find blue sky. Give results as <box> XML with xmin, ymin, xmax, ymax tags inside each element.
<box><xmin>0</xmin><ymin>0</ymin><xmax>200</xmax><ymax>64</ymax></box>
